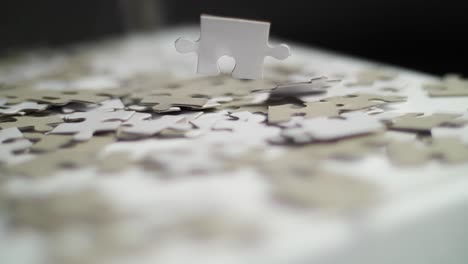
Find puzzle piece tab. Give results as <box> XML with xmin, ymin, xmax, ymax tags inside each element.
<box><xmin>175</xmin><ymin>15</ymin><xmax>290</xmax><ymax>79</ymax></box>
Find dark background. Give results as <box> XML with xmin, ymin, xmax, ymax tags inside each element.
<box><xmin>1</xmin><ymin>0</ymin><xmax>467</xmax><ymax>76</ymax></box>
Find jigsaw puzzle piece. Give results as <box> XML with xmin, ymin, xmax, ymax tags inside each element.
<box><xmin>51</xmin><ymin>110</ymin><xmax>135</xmax><ymax>141</ymax></box>
<box><xmin>175</xmin><ymin>15</ymin><xmax>290</xmax><ymax>79</ymax></box>
<box><xmin>346</xmin><ymin>69</ymin><xmax>397</xmax><ymax>87</ymax></box>
<box><xmin>280</xmin><ymin>115</ymin><xmax>384</xmax><ymax>143</ymax></box>
<box><xmin>321</xmin><ymin>93</ymin><xmax>406</xmax><ymax>111</ymax></box>
<box><xmin>0</xmin><ymin>115</ymin><xmax>63</xmax><ymax>132</ymax></box>
<box><xmin>389</xmin><ymin>113</ymin><xmax>460</xmax><ymax>132</ymax></box>
<box><xmin>0</xmin><ymin>89</ymin><xmax>110</xmax><ymax>105</ymax></box>
<box><xmin>424</xmin><ymin>74</ymin><xmax>468</xmax><ymax>97</ymax></box>
<box><xmin>388</xmin><ymin>137</ymin><xmax>468</xmax><ymax>165</ymax></box>
<box><xmin>268</xmin><ymin>101</ymin><xmax>340</xmax><ymax>123</ymax></box>
<box><xmin>0</xmin><ymin>101</ymin><xmax>48</xmax><ymax>116</ymax></box>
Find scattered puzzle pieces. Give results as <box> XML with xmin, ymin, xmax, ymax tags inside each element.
<box><xmin>424</xmin><ymin>74</ymin><xmax>468</xmax><ymax>97</ymax></box>
<box><xmin>0</xmin><ymin>88</ymin><xmax>110</xmax><ymax>105</ymax></box>
<box><xmin>269</xmin><ymin>77</ymin><xmax>338</xmax><ymax>98</ymax></box>
<box><xmin>24</xmin><ymin>132</ymin><xmax>73</xmax><ymax>152</ymax></box>
<box><xmin>175</xmin><ymin>15</ymin><xmax>290</xmax><ymax>79</ymax></box>
<box><xmin>51</xmin><ymin>110</ymin><xmax>135</xmax><ymax>141</ymax></box>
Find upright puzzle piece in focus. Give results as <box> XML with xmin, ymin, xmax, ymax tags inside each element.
<box><xmin>175</xmin><ymin>15</ymin><xmax>291</xmax><ymax>80</ymax></box>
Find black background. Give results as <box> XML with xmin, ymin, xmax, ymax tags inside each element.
<box><xmin>1</xmin><ymin>0</ymin><xmax>467</xmax><ymax>76</ymax></box>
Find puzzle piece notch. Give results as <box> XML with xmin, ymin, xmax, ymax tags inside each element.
<box><xmin>175</xmin><ymin>15</ymin><xmax>290</xmax><ymax>80</ymax></box>
<box><xmin>51</xmin><ymin>110</ymin><xmax>135</xmax><ymax>141</ymax></box>
<box><xmin>424</xmin><ymin>74</ymin><xmax>468</xmax><ymax>97</ymax></box>
<box><xmin>388</xmin><ymin>137</ymin><xmax>468</xmax><ymax>165</ymax></box>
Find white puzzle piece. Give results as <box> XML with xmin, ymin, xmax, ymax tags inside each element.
<box><xmin>175</xmin><ymin>15</ymin><xmax>291</xmax><ymax>79</ymax></box>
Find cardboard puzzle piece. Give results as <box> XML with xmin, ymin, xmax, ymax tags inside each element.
<box><xmin>175</xmin><ymin>15</ymin><xmax>290</xmax><ymax>79</ymax></box>
<box><xmin>388</xmin><ymin>137</ymin><xmax>468</xmax><ymax>165</ymax></box>
<box><xmin>23</xmin><ymin>132</ymin><xmax>73</xmax><ymax>152</ymax></box>
<box><xmin>280</xmin><ymin>115</ymin><xmax>384</xmax><ymax>143</ymax></box>
<box><xmin>389</xmin><ymin>113</ymin><xmax>460</xmax><ymax>132</ymax></box>
<box><xmin>0</xmin><ymin>89</ymin><xmax>110</xmax><ymax>105</ymax></box>
<box><xmin>51</xmin><ymin>110</ymin><xmax>135</xmax><ymax>141</ymax></box>
<box><xmin>0</xmin><ymin>127</ymin><xmax>33</xmax><ymax>164</ymax></box>
<box><xmin>268</xmin><ymin>101</ymin><xmax>340</xmax><ymax>123</ymax></box>
<box><xmin>424</xmin><ymin>74</ymin><xmax>468</xmax><ymax>97</ymax></box>
<box><xmin>0</xmin><ymin>101</ymin><xmax>48</xmax><ymax>116</ymax></box>
<box><xmin>0</xmin><ymin>115</ymin><xmax>63</xmax><ymax>132</ymax></box>
<box><xmin>346</xmin><ymin>69</ymin><xmax>397</xmax><ymax>86</ymax></box>
<box><xmin>269</xmin><ymin>77</ymin><xmax>338</xmax><ymax>98</ymax></box>
<box><xmin>321</xmin><ymin>93</ymin><xmax>406</xmax><ymax>111</ymax></box>
<box><xmin>5</xmin><ymin>136</ymin><xmax>114</xmax><ymax>177</ymax></box>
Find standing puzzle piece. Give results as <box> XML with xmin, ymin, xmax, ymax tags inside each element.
<box><xmin>175</xmin><ymin>15</ymin><xmax>290</xmax><ymax>79</ymax></box>
<box><xmin>388</xmin><ymin>137</ymin><xmax>468</xmax><ymax>165</ymax></box>
<box><xmin>424</xmin><ymin>74</ymin><xmax>468</xmax><ymax>97</ymax></box>
<box><xmin>321</xmin><ymin>93</ymin><xmax>406</xmax><ymax>111</ymax></box>
<box><xmin>0</xmin><ymin>115</ymin><xmax>63</xmax><ymax>132</ymax></box>
<box><xmin>51</xmin><ymin>110</ymin><xmax>135</xmax><ymax>141</ymax></box>
<box><xmin>389</xmin><ymin>113</ymin><xmax>460</xmax><ymax>132</ymax></box>
<box><xmin>268</xmin><ymin>101</ymin><xmax>340</xmax><ymax>123</ymax></box>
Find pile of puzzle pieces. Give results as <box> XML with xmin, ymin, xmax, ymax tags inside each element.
<box><xmin>1</xmin><ymin>29</ymin><xmax>468</xmax><ymax>264</ymax></box>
